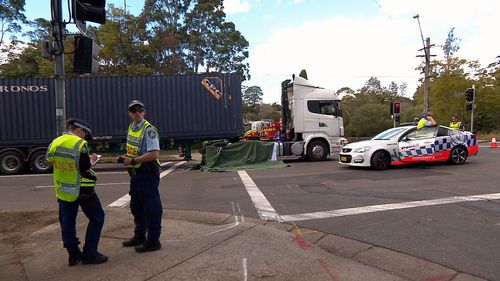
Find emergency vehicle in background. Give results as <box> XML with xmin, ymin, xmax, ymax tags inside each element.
<box><xmin>243</xmin><ymin>75</ymin><xmax>345</xmax><ymax>161</ymax></box>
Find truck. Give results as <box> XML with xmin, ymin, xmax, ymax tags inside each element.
<box><xmin>0</xmin><ymin>73</ymin><xmax>243</xmax><ymax>175</ymax></box>
<box><xmin>274</xmin><ymin>75</ymin><xmax>345</xmax><ymax>161</ymax></box>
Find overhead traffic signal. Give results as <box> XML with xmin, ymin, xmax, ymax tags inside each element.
<box><xmin>465</xmin><ymin>88</ymin><xmax>475</xmax><ymax>103</ymax></box>
<box><xmin>74</xmin><ymin>35</ymin><xmax>100</xmax><ymax>74</ymax></box>
<box><xmin>73</xmin><ymin>0</ymin><xmax>106</xmax><ymax>31</ymax></box>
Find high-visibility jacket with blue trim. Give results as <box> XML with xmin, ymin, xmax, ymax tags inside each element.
<box><xmin>126</xmin><ymin>120</ymin><xmax>160</xmax><ymax>168</ymax></box>
<box><xmin>46</xmin><ymin>133</ymin><xmax>96</xmax><ymax>202</ymax></box>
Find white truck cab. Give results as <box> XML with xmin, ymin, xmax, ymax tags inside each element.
<box><xmin>277</xmin><ymin>75</ymin><xmax>345</xmax><ymax>161</ymax></box>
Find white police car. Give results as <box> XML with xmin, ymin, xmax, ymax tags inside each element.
<box><xmin>339</xmin><ymin>125</ymin><xmax>479</xmax><ymax>170</ymax></box>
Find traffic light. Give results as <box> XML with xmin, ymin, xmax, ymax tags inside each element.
<box><xmin>73</xmin><ymin>35</ymin><xmax>100</xmax><ymax>74</ymax></box>
<box><xmin>465</xmin><ymin>88</ymin><xmax>475</xmax><ymax>103</ymax></box>
<box><xmin>466</xmin><ymin>103</ymin><xmax>473</xmax><ymax>111</ymax></box>
<box><xmin>393</xmin><ymin>102</ymin><xmax>401</xmax><ymax>114</ymax></box>
<box><xmin>73</xmin><ymin>0</ymin><xmax>106</xmax><ymax>31</ymax></box>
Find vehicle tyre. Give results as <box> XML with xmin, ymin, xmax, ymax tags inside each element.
<box><xmin>370</xmin><ymin>150</ymin><xmax>390</xmax><ymax>170</ymax></box>
<box><xmin>448</xmin><ymin>146</ymin><xmax>468</xmax><ymax>165</ymax></box>
<box><xmin>307</xmin><ymin>140</ymin><xmax>328</xmax><ymax>161</ymax></box>
<box><xmin>29</xmin><ymin>150</ymin><xmax>52</xmax><ymax>174</ymax></box>
<box><xmin>0</xmin><ymin>151</ymin><xmax>25</xmax><ymax>175</ymax></box>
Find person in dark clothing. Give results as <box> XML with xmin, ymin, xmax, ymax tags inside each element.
<box><xmin>46</xmin><ymin>118</ymin><xmax>107</xmax><ymax>266</ymax></box>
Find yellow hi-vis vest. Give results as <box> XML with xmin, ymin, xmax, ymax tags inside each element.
<box><xmin>46</xmin><ymin>134</ymin><xmax>96</xmax><ymax>202</ymax></box>
<box><xmin>450</xmin><ymin>121</ymin><xmax>461</xmax><ymax>130</ymax></box>
<box><xmin>417</xmin><ymin>118</ymin><xmax>427</xmax><ymax>129</ymax></box>
<box><xmin>126</xmin><ymin>120</ymin><xmax>160</xmax><ymax>168</ymax></box>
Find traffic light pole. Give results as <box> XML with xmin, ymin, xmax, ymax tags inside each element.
<box><xmin>52</xmin><ymin>0</ymin><xmax>66</xmax><ymax>136</ymax></box>
<box><xmin>470</xmin><ymin>85</ymin><xmax>475</xmax><ymax>133</ymax></box>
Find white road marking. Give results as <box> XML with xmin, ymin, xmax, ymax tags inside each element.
<box><xmin>108</xmin><ymin>161</ymin><xmax>185</xmax><ymax>208</ymax></box>
<box><xmin>238</xmin><ymin>170</ymin><xmax>281</xmax><ymax>221</ymax></box>
<box><xmin>108</xmin><ymin>193</ymin><xmax>131</xmax><ymax>208</ymax></box>
<box><xmin>242</xmin><ymin>258</ymin><xmax>248</xmax><ymax>281</ymax></box>
<box><xmin>281</xmin><ymin>192</ymin><xmax>500</xmax><ymax>222</ymax></box>
<box><xmin>160</xmin><ymin>161</ymin><xmax>185</xmax><ymax>178</ymax></box>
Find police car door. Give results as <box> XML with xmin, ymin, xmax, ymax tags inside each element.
<box><xmin>398</xmin><ymin>127</ymin><xmax>437</xmax><ymax>162</ymax></box>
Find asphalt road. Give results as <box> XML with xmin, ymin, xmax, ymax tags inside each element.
<box><xmin>1</xmin><ymin>148</ymin><xmax>499</xmax><ymax>280</ymax></box>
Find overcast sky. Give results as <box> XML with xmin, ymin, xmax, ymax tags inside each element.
<box><xmin>24</xmin><ymin>0</ymin><xmax>500</xmax><ymax>104</ymax></box>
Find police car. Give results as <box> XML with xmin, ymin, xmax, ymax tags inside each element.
<box><xmin>339</xmin><ymin>125</ymin><xmax>479</xmax><ymax>170</ymax></box>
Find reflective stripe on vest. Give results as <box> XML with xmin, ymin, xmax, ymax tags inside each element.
<box><xmin>47</xmin><ymin>134</ymin><xmax>85</xmax><ymax>202</ymax></box>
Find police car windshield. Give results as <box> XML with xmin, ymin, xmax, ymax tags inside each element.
<box><xmin>372</xmin><ymin>127</ymin><xmax>408</xmax><ymax>140</ymax></box>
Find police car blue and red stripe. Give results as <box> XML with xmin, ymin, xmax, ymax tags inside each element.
<box><xmin>339</xmin><ymin>125</ymin><xmax>479</xmax><ymax>170</ymax></box>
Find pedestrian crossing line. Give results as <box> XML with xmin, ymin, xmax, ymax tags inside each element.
<box><xmin>280</xmin><ymin>192</ymin><xmax>500</xmax><ymax>222</ymax></box>
<box><xmin>108</xmin><ymin>161</ymin><xmax>186</xmax><ymax>208</ymax></box>
<box><xmin>238</xmin><ymin>170</ymin><xmax>281</xmax><ymax>221</ymax></box>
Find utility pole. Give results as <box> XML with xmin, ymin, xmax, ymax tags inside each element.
<box><xmin>52</xmin><ymin>0</ymin><xmax>66</xmax><ymax>136</ymax></box>
<box><xmin>413</xmin><ymin>15</ymin><xmax>435</xmax><ymax>113</ymax></box>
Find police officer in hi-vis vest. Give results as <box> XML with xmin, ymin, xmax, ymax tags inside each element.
<box><xmin>449</xmin><ymin>115</ymin><xmax>463</xmax><ymax>130</ymax></box>
<box><xmin>46</xmin><ymin>119</ymin><xmax>107</xmax><ymax>266</ymax></box>
<box><xmin>119</xmin><ymin>100</ymin><xmax>162</xmax><ymax>253</ymax></box>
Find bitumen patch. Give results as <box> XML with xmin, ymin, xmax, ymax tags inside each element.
<box><xmin>1</xmin><ymin>208</ymin><xmax>488</xmax><ymax>281</ymax></box>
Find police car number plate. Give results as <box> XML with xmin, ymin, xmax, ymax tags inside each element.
<box><xmin>340</xmin><ymin>156</ymin><xmax>347</xmax><ymax>162</ymax></box>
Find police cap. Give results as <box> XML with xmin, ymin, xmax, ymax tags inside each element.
<box><xmin>128</xmin><ymin>100</ymin><xmax>145</xmax><ymax>110</ymax></box>
<box><xmin>68</xmin><ymin>118</ymin><xmax>93</xmax><ymax>141</ymax></box>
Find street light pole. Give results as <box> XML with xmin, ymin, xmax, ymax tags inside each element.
<box><xmin>414</xmin><ymin>14</ymin><xmax>431</xmax><ymax>113</ymax></box>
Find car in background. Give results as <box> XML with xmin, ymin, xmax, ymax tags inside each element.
<box><xmin>339</xmin><ymin>125</ymin><xmax>479</xmax><ymax>170</ymax></box>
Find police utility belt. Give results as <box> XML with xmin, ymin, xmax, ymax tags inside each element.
<box><xmin>127</xmin><ymin>161</ymin><xmax>160</xmax><ymax>176</ymax></box>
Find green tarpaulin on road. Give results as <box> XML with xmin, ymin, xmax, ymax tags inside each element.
<box><xmin>200</xmin><ymin>141</ymin><xmax>287</xmax><ymax>172</ymax></box>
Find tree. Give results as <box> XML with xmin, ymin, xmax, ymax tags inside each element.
<box><xmin>92</xmin><ymin>5</ymin><xmax>153</xmax><ymax>75</ymax></box>
<box><xmin>0</xmin><ymin>0</ymin><xmax>27</xmax><ymax>63</ymax></box>
<box><xmin>243</xmin><ymin>86</ymin><xmax>263</xmax><ymax>107</ymax></box>
<box><xmin>442</xmin><ymin>27</ymin><xmax>461</xmax><ymax>72</ymax></box>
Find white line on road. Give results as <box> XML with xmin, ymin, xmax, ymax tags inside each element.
<box><xmin>108</xmin><ymin>161</ymin><xmax>186</xmax><ymax>208</ymax></box>
<box><xmin>237</xmin><ymin>170</ymin><xmax>281</xmax><ymax>221</ymax></box>
<box><xmin>242</xmin><ymin>258</ymin><xmax>248</xmax><ymax>281</ymax></box>
<box><xmin>281</xmin><ymin>192</ymin><xmax>500</xmax><ymax>222</ymax></box>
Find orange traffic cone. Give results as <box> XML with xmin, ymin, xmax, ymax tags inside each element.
<box><xmin>490</xmin><ymin>135</ymin><xmax>498</xmax><ymax>148</ymax></box>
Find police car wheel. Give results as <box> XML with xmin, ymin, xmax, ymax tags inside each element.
<box><xmin>449</xmin><ymin>146</ymin><xmax>468</xmax><ymax>165</ymax></box>
<box><xmin>370</xmin><ymin>150</ymin><xmax>390</xmax><ymax>171</ymax></box>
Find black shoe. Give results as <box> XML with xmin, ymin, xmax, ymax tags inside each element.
<box><xmin>67</xmin><ymin>246</ymin><xmax>82</xmax><ymax>267</ymax></box>
<box><xmin>122</xmin><ymin>235</ymin><xmax>145</xmax><ymax>247</ymax></box>
<box><xmin>135</xmin><ymin>239</ymin><xmax>161</xmax><ymax>253</ymax></box>
<box><xmin>81</xmin><ymin>252</ymin><xmax>108</xmax><ymax>264</ymax></box>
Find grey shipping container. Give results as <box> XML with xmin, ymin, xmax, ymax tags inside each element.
<box><xmin>0</xmin><ymin>73</ymin><xmax>243</xmax><ymax>174</ymax></box>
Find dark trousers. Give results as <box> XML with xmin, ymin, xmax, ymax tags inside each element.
<box><xmin>130</xmin><ymin>172</ymin><xmax>162</xmax><ymax>240</ymax></box>
<box><xmin>58</xmin><ymin>193</ymin><xmax>105</xmax><ymax>257</ymax></box>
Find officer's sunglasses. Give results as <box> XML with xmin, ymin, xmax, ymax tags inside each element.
<box><xmin>129</xmin><ymin>106</ymin><xmax>144</xmax><ymax>113</ymax></box>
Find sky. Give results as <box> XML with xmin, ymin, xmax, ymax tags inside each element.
<box><xmin>23</xmin><ymin>0</ymin><xmax>500</xmax><ymax>104</ymax></box>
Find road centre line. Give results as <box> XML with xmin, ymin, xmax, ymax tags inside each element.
<box><xmin>280</xmin><ymin>192</ymin><xmax>500</xmax><ymax>222</ymax></box>
<box><xmin>237</xmin><ymin>170</ymin><xmax>281</xmax><ymax>221</ymax></box>
<box><xmin>108</xmin><ymin>161</ymin><xmax>185</xmax><ymax>208</ymax></box>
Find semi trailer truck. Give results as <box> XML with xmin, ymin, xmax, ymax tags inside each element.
<box><xmin>0</xmin><ymin>73</ymin><xmax>243</xmax><ymax>175</ymax></box>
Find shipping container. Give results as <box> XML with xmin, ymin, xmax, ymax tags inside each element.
<box><xmin>0</xmin><ymin>73</ymin><xmax>243</xmax><ymax>174</ymax></box>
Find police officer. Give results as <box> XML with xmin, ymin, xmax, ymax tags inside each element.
<box><xmin>449</xmin><ymin>115</ymin><xmax>462</xmax><ymax>130</ymax></box>
<box><xmin>46</xmin><ymin>119</ymin><xmax>107</xmax><ymax>266</ymax></box>
<box><xmin>417</xmin><ymin>112</ymin><xmax>437</xmax><ymax>129</ymax></box>
<box><xmin>120</xmin><ymin>100</ymin><xmax>162</xmax><ymax>253</ymax></box>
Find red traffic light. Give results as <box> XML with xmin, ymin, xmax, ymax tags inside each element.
<box><xmin>393</xmin><ymin>102</ymin><xmax>401</xmax><ymax>114</ymax></box>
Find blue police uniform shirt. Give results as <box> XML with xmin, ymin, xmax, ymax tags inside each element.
<box><xmin>131</xmin><ymin>119</ymin><xmax>160</xmax><ymax>155</ymax></box>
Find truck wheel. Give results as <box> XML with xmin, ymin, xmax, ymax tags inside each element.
<box><xmin>307</xmin><ymin>140</ymin><xmax>328</xmax><ymax>161</ymax></box>
<box><xmin>29</xmin><ymin>150</ymin><xmax>52</xmax><ymax>174</ymax></box>
<box><xmin>0</xmin><ymin>151</ymin><xmax>25</xmax><ymax>175</ymax></box>
<box><xmin>370</xmin><ymin>150</ymin><xmax>390</xmax><ymax>170</ymax></box>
